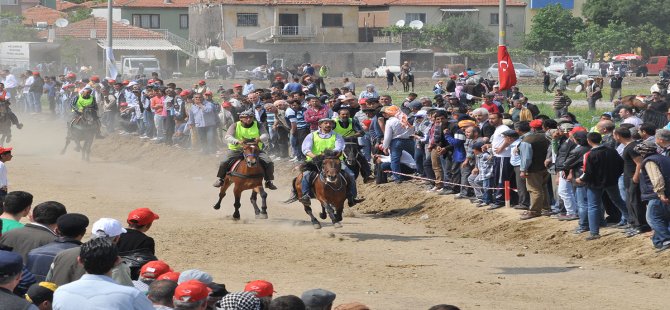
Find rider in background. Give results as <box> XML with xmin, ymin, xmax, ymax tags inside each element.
<box><xmin>213</xmin><ymin>110</ymin><xmax>276</xmax><ymax>190</ymax></box>
<box><xmin>333</xmin><ymin>109</ymin><xmax>372</xmax><ymax>183</ymax></box>
<box><xmin>69</xmin><ymin>86</ymin><xmax>103</xmax><ymax>139</ymax></box>
<box><xmin>0</xmin><ymin>83</ymin><xmax>22</xmax><ymax>132</ymax></box>
<box><xmin>298</xmin><ymin>118</ymin><xmax>364</xmax><ymax>207</ymax></box>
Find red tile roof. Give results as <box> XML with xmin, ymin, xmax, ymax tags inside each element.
<box><xmin>22</xmin><ymin>5</ymin><xmax>67</xmax><ymax>26</ymax></box>
<box><xmin>214</xmin><ymin>0</ymin><xmax>362</xmax><ymax>5</ymax></box>
<box><xmin>361</xmin><ymin>0</ymin><xmax>526</xmax><ymax>6</ymax></box>
<box><xmin>38</xmin><ymin>17</ymin><xmax>165</xmax><ymax>39</ymax></box>
<box><xmin>91</xmin><ymin>0</ymin><xmax>192</xmax><ymax>8</ymax></box>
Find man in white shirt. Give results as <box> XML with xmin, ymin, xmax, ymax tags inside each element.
<box><xmin>619</xmin><ymin>106</ymin><xmax>643</xmax><ymax>128</ymax></box>
<box><xmin>488</xmin><ymin>113</ymin><xmax>515</xmax><ymax>209</ymax></box>
<box><xmin>1</xmin><ymin>70</ymin><xmax>19</xmax><ymax>101</ymax></box>
<box><xmin>0</xmin><ymin>147</ymin><xmax>13</xmax><ymax>199</ymax></box>
<box><xmin>374</xmin><ymin>150</ymin><xmax>416</xmax><ymax>183</ymax></box>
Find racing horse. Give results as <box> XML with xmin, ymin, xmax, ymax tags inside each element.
<box><xmin>61</xmin><ymin>106</ymin><xmax>97</xmax><ymax>161</ymax></box>
<box><xmin>0</xmin><ymin>102</ymin><xmax>21</xmax><ymax>146</ymax></box>
<box><xmin>213</xmin><ymin>139</ymin><xmax>268</xmax><ymax>220</ymax></box>
<box><xmin>342</xmin><ymin>137</ymin><xmax>361</xmax><ymax>179</ymax></box>
<box><xmin>399</xmin><ymin>71</ymin><xmax>412</xmax><ymax>93</ymax></box>
<box><xmin>293</xmin><ymin>150</ymin><xmax>347</xmax><ymax>229</ymax></box>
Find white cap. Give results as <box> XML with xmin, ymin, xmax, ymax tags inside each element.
<box><xmin>415</xmin><ymin>110</ymin><xmax>427</xmax><ymax>117</ymax></box>
<box><xmin>91</xmin><ymin>218</ymin><xmax>127</xmax><ymax>238</ymax></box>
<box><xmin>127</xmin><ymin>81</ymin><xmax>139</xmax><ymax>87</ymax></box>
<box><xmin>337</xmin><ymin>95</ymin><xmax>347</xmax><ymax>101</ymax></box>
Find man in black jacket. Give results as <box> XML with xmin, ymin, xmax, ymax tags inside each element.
<box><xmin>26</xmin><ymin>213</ymin><xmax>89</xmax><ymax>282</ymax></box>
<box><xmin>576</xmin><ymin>133</ymin><xmax>627</xmax><ymax>240</ymax></box>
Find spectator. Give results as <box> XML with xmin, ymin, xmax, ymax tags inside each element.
<box><xmin>286</xmin><ymin>99</ymin><xmax>309</xmax><ymax>162</ymax></box>
<box><xmin>596</xmin><ymin>120</ymin><xmax>616</xmax><ymax>149</ymax></box>
<box><xmin>480</xmin><ymin>93</ymin><xmax>499</xmax><ymax>115</ymax></box>
<box><xmin>301</xmin><ymin>289</ymin><xmax>336</xmax><ymax>310</ymax></box>
<box><xmin>518</xmin><ymin>121</ymin><xmax>551</xmax><ymax>220</ymax></box>
<box><xmin>552</xmin><ymin>89</ymin><xmax>572</xmax><ymax>118</ymax></box>
<box><xmin>148</xmin><ymin>280</ymin><xmax>177</xmax><ymax>310</ymax></box>
<box><xmin>187</xmin><ymin>93</ymin><xmax>218</xmax><ymax>154</ymax></box>
<box><xmin>0</xmin><ymin>201</ymin><xmax>67</xmax><ymax>261</ymax></box>
<box><xmin>244</xmin><ymin>280</ymin><xmax>274</xmax><ymax>309</ymax></box>
<box><xmin>26</xmin><ymin>213</ymin><xmax>88</xmax><ymax>282</ymax></box>
<box><xmin>656</xmin><ymin>129</ymin><xmax>670</xmax><ymax>156</ymax></box>
<box><xmin>0</xmin><ymin>191</ymin><xmax>33</xmax><ymax>234</ymax></box>
<box><xmin>270</xmin><ymin>295</ymin><xmax>306</xmax><ymax>310</ymax></box>
<box><xmin>47</xmin><ymin>218</ymin><xmax>133</xmax><ymax>286</ymax></box>
<box><xmin>334</xmin><ymin>302</ymin><xmax>370</xmax><ymax>310</ymax></box>
<box><xmin>133</xmin><ymin>260</ymin><xmax>172</xmax><ymax>292</ymax></box>
<box><xmin>554</xmin><ymin>125</ymin><xmax>579</xmax><ymax>221</ymax></box>
<box><xmin>0</xmin><ymin>147</ymin><xmax>13</xmax><ymax>200</ymax></box>
<box><xmin>488</xmin><ymin>112</ymin><xmax>515</xmax><ymax>210</ymax></box>
<box><xmin>636</xmin><ymin>140</ymin><xmax>670</xmax><ymax>251</ymax></box>
<box><xmin>118</xmin><ymin>208</ymin><xmax>159</xmax><ymax>256</ymax></box>
<box><xmin>172</xmin><ymin>280</ymin><xmax>210</xmax><ymax>310</ymax></box>
<box><xmin>576</xmin><ymin>133</ymin><xmax>626</xmax><ymax>240</ymax></box>
<box><xmin>619</xmin><ymin>106</ymin><xmax>643</xmax><ymax>128</ymax></box>
<box><xmin>510</xmin><ymin>122</ymin><xmax>531</xmax><ymax>210</ymax></box>
<box><xmin>609</xmin><ymin>72</ymin><xmax>623</xmax><ymax>102</ymax></box>
<box><xmin>0</xmin><ymin>250</ymin><xmax>36</xmax><ymax>309</ymax></box>
<box><xmin>25</xmin><ymin>281</ymin><xmax>57</xmax><ymax>309</ymax></box>
<box><xmin>615</xmin><ymin>127</ymin><xmax>650</xmax><ymax>238</ymax></box>
<box><xmin>217</xmin><ymin>291</ymin><xmax>260</xmax><ymax>310</ymax></box>
<box><xmin>382</xmin><ymin>106</ymin><xmax>415</xmax><ymax>183</ymax></box>
<box><xmin>52</xmin><ymin>238</ymin><xmax>154</xmax><ymax>309</ymax></box>
<box><xmin>357</xmin><ymin>84</ymin><xmax>378</xmax><ymax>100</ymax></box>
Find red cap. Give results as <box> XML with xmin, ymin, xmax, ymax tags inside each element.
<box><xmin>204</xmin><ymin>90</ymin><xmax>213</xmax><ymax>96</ymax></box>
<box><xmin>198</xmin><ymin>80</ymin><xmax>206</xmax><ymax>85</ymax></box>
<box><xmin>108</xmin><ymin>79</ymin><xmax>116</xmax><ymax>84</ymax></box>
<box><xmin>140</xmin><ymin>260</ymin><xmax>172</xmax><ymax>279</ymax></box>
<box><xmin>233</xmin><ymin>84</ymin><xmax>242</xmax><ymax>88</ymax></box>
<box><xmin>0</xmin><ymin>147</ymin><xmax>12</xmax><ymax>154</ymax></box>
<box><xmin>244</xmin><ymin>280</ymin><xmax>275</xmax><ymax>298</ymax></box>
<box><xmin>529</xmin><ymin>119</ymin><xmax>543</xmax><ymax>128</ymax></box>
<box><xmin>157</xmin><ymin>271</ymin><xmax>180</xmax><ymax>282</ymax></box>
<box><xmin>127</xmin><ymin>208</ymin><xmax>159</xmax><ymax>226</ymax></box>
<box><xmin>148</xmin><ymin>79</ymin><xmax>155</xmax><ymax>83</ymax></box>
<box><xmin>119</xmin><ymin>102</ymin><xmax>128</xmax><ymax>107</ymax></box>
<box><xmin>179</xmin><ymin>90</ymin><xmax>190</xmax><ymax>97</ymax></box>
<box><xmin>66</xmin><ymin>73</ymin><xmax>76</xmax><ymax>78</ymax></box>
<box><xmin>570</xmin><ymin>126</ymin><xmax>587</xmax><ymax>135</ymax></box>
<box><xmin>174</xmin><ymin>280</ymin><xmax>211</xmax><ymax>302</ymax></box>
<box><xmin>122</xmin><ymin>80</ymin><xmax>130</xmax><ymax>85</ymax></box>
<box><xmin>32</xmin><ymin>71</ymin><xmax>39</xmax><ymax>76</ymax></box>
<box><xmin>90</xmin><ymin>76</ymin><xmax>100</xmax><ymax>82</ymax></box>
<box><xmin>358</xmin><ymin>98</ymin><xmax>367</xmax><ymax>105</ymax></box>
<box><xmin>450</xmin><ymin>74</ymin><xmax>457</xmax><ymax>79</ymax></box>
<box><xmin>222</xmin><ymin>102</ymin><xmax>232</xmax><ymax>108</ymax></box>
<box><xmin>63</xmin><ymin>84</ymin><xmax>75</xmax><ymax>89</ymax></box>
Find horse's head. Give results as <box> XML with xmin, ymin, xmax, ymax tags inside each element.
<box><xmin>81</xmin><ymin>107</ymin><xmax>97</xmax><ymax>125</ymax></box>
<box><xmin>320</xmin><ymin>150</ymin><xmax>341</xmax><ymax>184</ymax></box>
<box><xmin>242</xmin><ymin>139</ymin><xmax>260</xmax><ymax>167</ymax></box>
<box><xmin>343</xmin><ymin>139</ymin><xmax>359</xmax><ymax>167</ymax></box>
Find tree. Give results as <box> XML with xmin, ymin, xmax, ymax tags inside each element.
<box><xmin>68</xmin><ymin>8</ymin><xmax>92</xmax><ymax>23</ymax></box>
<box><xmin>382</xmin><ymin>17</ymin><xmax>493</xmax><ymax>52</ymax></box>
<box><xmin>524</xmin><ymin>4</ymin><xmax>583</xmax><ymax>52</ymax></box>
<box><xmin>573</xmin><ymin>22</ymin><xmax>635</xmax><ymax>57</ymax></box>
<box><xmin>0</xmin><ymin>23</ymin><xmax>38</xmax><ymax>42</ymax></box>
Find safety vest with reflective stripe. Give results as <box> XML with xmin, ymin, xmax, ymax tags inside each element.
<box><xmin>333</xmin><ymin>118</ymin><xmax>356</xmax><ymax>137</ymax></box>
<box><xmin>307</xmin><ymin>131</ymin><xmax>337</xmax><ymax>162</ymax></box>
<box><xmin>76</xmin><ymin>94</ymin><xmax>93</xmax><ymax>112</ymax></box>
<box><xmin>228</xmin><ymin>121</ymin><xmax>263</xmax><ymax>151</ymax></box>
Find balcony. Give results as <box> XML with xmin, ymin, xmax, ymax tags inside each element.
<box><xmin>246</xmin><ymin>26</ymin><xmax>316</xmax><ymax>43</ymax></box>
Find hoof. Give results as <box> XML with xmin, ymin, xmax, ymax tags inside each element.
<box><xmin>232</xmin><ymin>216</ymin><xmax>240</xmax><ymax>221</ymax></box>
<box><xmin>313</xmin><ymin>223</ymin><xmax>322</xmax><ymax>229</ymax></box>
<box><xmin>213</xmin><ymin>204</ymin><xmax>220</xmax><ymax>210</ymax></box>
<box><xmin>333</xmin><ymin>222</ymin><xmax>343</xmax><ymax>228</ymax></box>
<box><xmin>258</xmin><ymin>213</ymin><xmax>268</xmax><ymax>219</ymax></box>
<box><xmin>233</xmin><ymin>212</ymin><xmax>240</xmax><ymax>220</ymax></box>
<box><xmin>319</xmin><ymin>212</ymin><xmax>327</xmax><ymax>220</ymax></box>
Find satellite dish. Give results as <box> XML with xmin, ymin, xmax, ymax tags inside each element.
<box><xmin>119</xmin><ymin>19</ymin><xmax>130</xmax><ymax>25</ymax></box>
<box><xmin>55</xmin><ymin>18</ymin><xmax>69</xmax><ymax>28</ymax></box>
<box><xmin>395</xmin><ymin>20</ymin><xmax>405</xmax><ymax>27</ymax></box>
<box><xmin>409</xmin><ymin>20</ymin><xmax>424</xmax><ymax>30</ymax></box>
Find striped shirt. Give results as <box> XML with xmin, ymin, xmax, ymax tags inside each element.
<box><xmin>286</xmin><ymin>107</ymin><xmax>308</xmax><ymax>129</ymax></box>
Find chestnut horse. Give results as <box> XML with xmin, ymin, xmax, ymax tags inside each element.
<box><xmin>294</xmin><ymin>151</ymin><xmax>347</xmax><ymax>229</ymax></box>
<box><xmin>213</xmin><ymin>139</ymin><xmax>268</xmax><ymax>220</ymax></box>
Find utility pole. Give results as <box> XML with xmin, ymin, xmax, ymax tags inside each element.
<box><xmin>499</xmin><ymin>0</ymin><xmax>506</xmax><ymax>46</ymax></box>
<box><xmin>106</xmin><ymin>0</ymin><xmax>113</xmax><ymax>78</ymax></box>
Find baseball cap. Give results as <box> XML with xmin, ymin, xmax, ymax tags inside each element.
<box><xmin>90</xmin><ymin>76</ymin><xmax>100</xmax><ymax>82</ymax></box>
<box><xmin>222</xmin><ymin>101</ymin><xmax>232</xmax><ymax>108</ymax></box>
<box><xmin>179</xmin><ymin>90</ymin><xmax>191</xmax><ymax>97</ymax></box>
<box><xmin>472</xmin><ymin>141</ymin><xmax>486</xmax><ymax>150</ymax></box>
<box><xmin>244</xmin><ymin>280</ymin><xmax>275</xmax><ymax>298</ymax></box>
<box><xmin>409</xmin><ymin>101</ymin><xmax>422</xmax><ymax>110</ymax></box>
<box><xmin>25</xmin><ymin>282</ymin><xmax>57</xmax><ymax>305</ymax></box>
<box><xmin>204</xmin><ymin>90</ymin><xmax>213</xmax><ymax>96</ymax></box>
<box><xmin>0</xmin><ymin>147</ymin><xmax>12</xmax><ymax>154</ymax></box>
<box><xmin>122</xmin><ymin>80</ymin><xmax>130</xmax><ymax>85</ymax></box>
<box><xmin>127</xmin><ymin>208</ymin><xmax>159</xmax><ymax>226</ymax></box>
<box><xmin>415</xmin><ymin>110</ymin><xmax>427</xmax><ymax>118</ymax></box>
<box><xmin>0</xmin><ymin>250</ymin><xmax>23</xmax><ymax>278</ymax></box>
<box><xmin>198</xmin><ymin>80</ymin><xmax>206</xmax><ymax>85</ymax></box>
<box><xmin>140</xmin><ymin>260</ymin><xmax>172</xmax><ymax>279</ymax></box>
<box><xmin>178</xmin><ymin>269</ymin><xmax>213</xmax><ymax>284</ymax></box>
<box><xmin>174</xmin><ymin>280</ymin><xmax>211</xmax><ymax>303</ymax></box>
<box><xmin>302</xmin><ymin>289</ymin><xmax>336</xmax><ymax>308</ymax></box>
<box><xmin>501</xmin><ymin>129</ymin><xmax>519</xmax><ymax>138</ymax></box>
<box><xmin>358</xmin><ymin>98</ymin><xmax>367</xmax><ymax>105</ymax></box>
<box><xmin>233</xmin><ymin>84</ymin><xmax>242</xmax><ymax>88</ymax></box>
<box><xmin>157</xmin><ymin>271</ymin><xmax>181</xmax><ymax>282</ymax></box>
<box><xmin>91</xmin><ymin>218</ymin><xmax>127</xmax><ymax>238</ymax></box>
<box><xmin>529</xmin><ymin>119</ymin><xmax>543</xmax><ymax>128</ymax></box>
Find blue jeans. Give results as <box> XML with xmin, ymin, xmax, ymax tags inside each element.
<box><xmin>576</xmin><ymin>186</ymin><xmax>589</xmax><ymax>230</ymax></box>
<box><xmin>646</xmin><ymin>199</ymin><xmax>670</xmax><ymax>248</ymax></box>
<box><xmin>390</xmin><ymin>138</ymin><xmax>414</xmax><ymax>175</ymax></box>
<box><xmin>197</xmin><ymin>126</ymin><xmax>216</xmax><ymax>154</ymax></box>
<box><xmin>31</xmin><ymin>92</ymin><xmax>42</xmax><ymax>113</ymax></box>
<box><xmin>482</xmin><ymin>178</ymin><xmax>492</xmax><ymax>204</ymax></box>
<box><xmin>586</xmin><ymin>185</ymin><xmax>627</xmax><ymax>235</ymax></box>
<box><xmin>380</xmin><ymin>161</ymin><xmax>416</xmax><ymax>183</ymax></box>
<box><xmin>618</xmin><ymin>175</ymin><xmax>627</xmax><ymax>203</ymax></box>
<box><xmin>143</xmin><ymin>109</ymin><xmax>155</xmax><ymax>137</ymax></box>
<box><xmin>358</xmin><ymin>133</ymin><xmax>372</xmax><ymax>162</ymax></box>
<box><xmin>413</xmin><ymin>143</ymin><xmax>425</xmax><ymax>177</ymax></box>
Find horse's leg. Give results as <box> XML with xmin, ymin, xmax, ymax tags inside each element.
<box><xmin>61</xmin><ymin>137</ymin><xmax>70</xmax><ymax>155</ymax></box>
<box><xmin>319</xmin><ymin>202</ymin><xmax>327</xmax><ymax>220</ymax></box>
<box><xmin>250</xmin><ymin>190</ymin><xmax>261</xmax><ymax>218</ymax></box>
<box><xmin>74</xmin><ymin>140</ymin><xmax>81</xmax><ymax>152</ymax></box>
<box><xmin>324</xmin><ymin>203</ymin><xmax>341</xmax><ymax>228</ymax></box>
<box><xmin>232</xmin><ymin>186</ymin><xmax>242</xmax><ymax>220</ymax></box>
<box><xmin>335</xmin><ymin>201</ymin><xmax>344</xmax><ymax>223</ymax></box>
<box><xmin>259</xmin><ymin>187</ymin><xmax>268</xmax><ymax>219</ymax></box>
<box><xmin>303</xmin><ymin>203</ymin><xmax>321</xmax><ymax>229</ymax></box>
<box><xmin>213</xmin><ymin>177</ymin><xmax>232</xmax><ymax>210</ymax></box>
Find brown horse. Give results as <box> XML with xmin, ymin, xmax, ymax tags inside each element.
<box><xmin>213</xmin><ymin>139</ymin><xmax>268</xmax><ymax>220</ymax></box>
<box><xmin>293</xmin><ymin>151</ymin><xmax>347</xmax><ymax>229</ymax></box>
<box><xmin>399</xmin><ymin>72</ymin><xmax>411</xmax><ymax>93</ymax></box>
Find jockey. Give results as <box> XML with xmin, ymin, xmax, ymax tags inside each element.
<box><xmin>213</xmin><ymin>110</ymin><xmax>277</xmax><ymax>190</ymax></box>
<box><xmin>0</xmin><ymin>83</ymin><xmax>21</xmax><ymax>131</ymax></box>
<box><xmin>70</xmin><ymin>86</ymin><xmax>104</xmax><ymax>138</ymax></box>
<box><xmin>333</xmin><ymin>108</ymin><xmax>372</xmax><ymax>182</ymax></box>
<box><xmin>294</xmin><ymin>118</ymin><xmax>364</xmax><ymax>207</ymax></box>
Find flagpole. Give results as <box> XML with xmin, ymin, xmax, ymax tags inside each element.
<box><xmin>499</xmin><ymin>0</ymin><xmax>506</xmax><ymax>46</ymax></box>
<box><xmin>106</xmin><ymin>0</ymin><xmax>113</xmax><ymax>78</ymax></box>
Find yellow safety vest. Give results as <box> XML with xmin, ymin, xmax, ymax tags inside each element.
<box><xmin>333</xmin><ymin>118</ymin><xmax>356</xmax><ymax>137</ymax></box>
<box><xmin>76</xmin><ymin>94</ymin><xmax>94</xmax><ymax>112</ymax></box>
<box><xmin>228</xmin><ymin>121</ymin><xmax>263</xmax><ymax>151</ymax></box>
<box><xmin>306</xmin><ymin>131</ymin><xmax>337</xmax><ymax>162</ymax></box>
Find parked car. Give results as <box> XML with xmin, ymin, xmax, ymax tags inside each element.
<box><xmin>646</xmin><ymin>55</ymin><xmax>670</xmax><ymax>75</ymax></box>
<box><xmin>485</xmin><ymin>62</ymin><xmax>537</xmax><ymax>79</ymax></box>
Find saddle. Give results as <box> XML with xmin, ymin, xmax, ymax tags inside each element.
<box><xmin>226</xmin><ymin>158</ymin><xmax>264</xmax><ymax>179</ymax></box>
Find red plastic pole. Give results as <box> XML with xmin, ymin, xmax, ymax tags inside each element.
<box><xmin>504</xmin><ymin>181</ymin><xmax>511</xmax><ymax>208</ymax></box>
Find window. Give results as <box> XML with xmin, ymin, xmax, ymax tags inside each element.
<box><xmin>490</xmin><ymin>13</ymin><xmax>508</xmax><ymax>25</ymax></box>
<box><xmin>237</xmin><ymin>13</ymin><xmax>258</xmax><ymax>27</ymax></box>
<box><xmin>132</xmin><ymin>14</ymin><xmax>160</xmax><ymax>29</ymax></box>
<box><xmin>405</xmin><ymin>13</ymin><xmax>426</xmax><ymax>23</ymax></box>
<box><xmin>322</xmin><ymin>13</ymin><xmax>343</xmax><ymax>27</ymax></box>
<box><xmin>179</xmin><ymin>14</ymin><xmax>188</xmax><ymax>29</ymax></box>
<box><xmin>0</xmin><ymin>0</ymin><xmax>18</xmax><ymax>5</ymax></box>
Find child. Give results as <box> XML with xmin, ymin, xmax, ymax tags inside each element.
<box><xmin>468</xmin><ymin>142</ymin><xmax>494</xmax><ymax>207</ymax></box>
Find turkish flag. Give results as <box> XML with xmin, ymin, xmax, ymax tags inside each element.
<box><xmin>497</xmin><ymin>45</ymin><xmax>517</xmax><ymax>90</ymax></box>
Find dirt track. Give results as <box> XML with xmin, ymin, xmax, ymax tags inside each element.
<box><xmin>8</xmin><ymin>115</ymin><xmax>670</xmax><ymax>309</ymax></box>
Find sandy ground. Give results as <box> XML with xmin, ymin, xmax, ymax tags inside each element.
<box><xmin>6</xmin><ymin>114</ymin><xmax>670</xmax><ymax>309</ymax></box>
